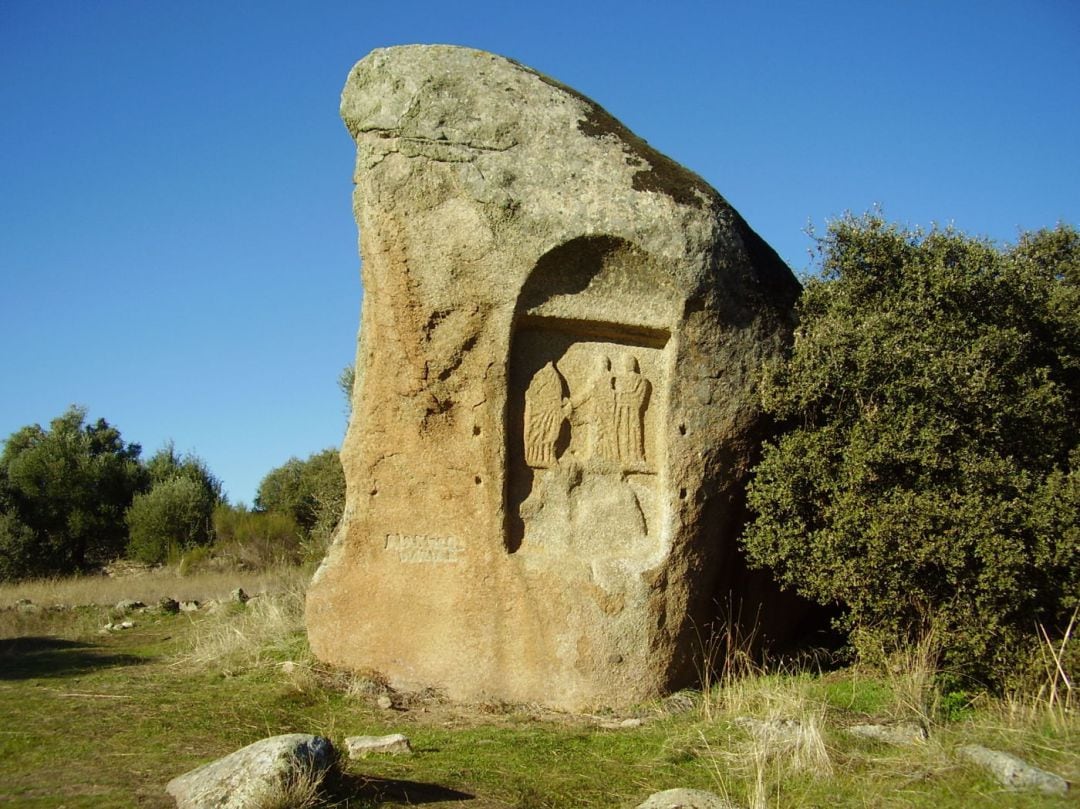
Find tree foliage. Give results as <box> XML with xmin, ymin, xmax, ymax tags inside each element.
<box><xmin>125</xmin><ymin>477</ymin><xmax>215</xmax><ymax>564</ymax></box>
<box><xmin>255</xmin><ymin>448</ymin><xmax>345</xmax><ymax>540</ymax></box>
<box><xmin>0</xmin><ymin>406</ymin><xmax>147</xmax><ymax>578</ymax></box>
<box><xmin>124</xmin><ymin>443</ymin><xmax>223</xmax><ymax>564</ymax></box>
<box><xmin>744</xmin><ymin>216</ymin><xmax>1079</xmax><ymax>683</ymax></box>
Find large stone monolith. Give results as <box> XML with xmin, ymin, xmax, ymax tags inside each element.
<box><xmin>306</xmin><ymin>45</ymin><xmax>801</xmax><ymax>709</ymax></box>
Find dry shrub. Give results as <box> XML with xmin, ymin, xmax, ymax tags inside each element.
<box><xmin>696</xmin><ymin>604</ymin><xmax>764</xmax><ymax>721</ymax></box>
<box><xmin>248</xmin><ymin>754</ymin><xmax>332</xmax><ymax>809</ymax></box>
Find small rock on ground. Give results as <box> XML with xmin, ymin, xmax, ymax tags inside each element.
<box><xmin>636</xmin><ymin>787</ymin><xmax>740</xmax><ymax>809</ymax></box>
<box><xmin>848</xmin><ymin>723</ymin><xmax>927</xmax><ymax>746</ymax></box>
<box><xmin>157</xmin><ymin>597</ymin><xmax>180</xmax><ymax>614</ymax></box>
<box><xmin>958</xmin><ymin>744</ymin><xmax>1069</xmax><ymax>795</ymax></box>
<box><xmin>376</xmin><ymin>694</ymin><xmax>394</xmax><ymax>710</ymax></box>
<box><xmin>115</xmin><ymin>599</ymin><xmax>146</xmax><ymax>612</ymax></box>
<box><xmin>599</xmin><ymin>718</ymin><xmax>644</xmax><ymax>729</ymax></box>
<box><xmin>166</xmin><ymin>733</ymin><xmax>334</xmax><ymax>809</ymax></box>
<box><xmin>179</xmin><ymin>600</ymin><xmax>200</xmax><ymax>612</ymax></box>
<box><xmin>230</xmin><ymin>588</ymin><xmax>249</xmax><ymax>604</ymax></box>
<box><xmin>345</xmin><ymin>733</ymin><xmax>412</xmax><ymax>758</ymax></box>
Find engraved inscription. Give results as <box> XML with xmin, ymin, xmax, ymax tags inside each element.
<box><xmin>384</xmin><ymin>533</ymin><xmax>464</xmax><ymax>563</ymax></box>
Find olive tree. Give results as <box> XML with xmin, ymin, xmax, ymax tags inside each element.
<box><xmin>0</xmin><ymin>407</ymin><xmax>147</xmax><ymax>578</ymax></box>
<box><xmin>124</xmin><ymin>443</ymin><xmax>223</xmax><ymax>564</ymax></box>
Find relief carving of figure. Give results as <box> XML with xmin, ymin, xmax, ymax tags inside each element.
<box><xmin>524</xmin><ymin>362</ymin><xmax>569</xmax><ymax>468</ymax></box>
<box><xmin>613</xmin><ymin>354</ymin><xmax>650</xmax><ymax>468</ymax></box>
<box><xmin>572</xmin><ymin>355</ymin><xmax>618</xmax><ymax>463</ymax></box>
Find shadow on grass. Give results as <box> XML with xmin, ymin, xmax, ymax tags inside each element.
<box><xmin>0</xmin><ymin>637</ymin><xmax>146</xmax><ymax>680</ymax></box>
<box><xmin>330</xmin><ymin>771</ymin><xmax>474</xmax><ymax>805</ymax></box>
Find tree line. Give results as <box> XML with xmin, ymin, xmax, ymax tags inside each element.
<box><xmin>0</xmin><ymin>407</ymin><xmax>344</xmax><ymax>578</ymax></box>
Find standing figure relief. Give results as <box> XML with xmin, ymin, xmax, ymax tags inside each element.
<box><xmin>573</xmin><ymin>355</ymin><xmax>618</xmax><ymax>463</ymax></box>
<box><xmin>524</xmin><ymin>352</ymin><xmax>652</xmax><ymax>472</ymax></box>
<box><xmin>524</xmin><ymin>362</ymin><xmax>570</xmax><ymax>468</ymax></box>
<box><xmin>614</xmin><ymin>354</ymin><xmax>649</xmax><ymax>468</ymax></box>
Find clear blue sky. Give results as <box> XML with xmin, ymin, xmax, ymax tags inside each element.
<box><xmin>2</xmin><ymin>1</ymin><xmax>1077</xmax><ymax>504</ymax></box>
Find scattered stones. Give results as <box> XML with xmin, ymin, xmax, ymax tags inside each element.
<box><xmin>179</xmin><ymin>600</ymin><xmax>201</xmax><ymax>613</ymax></box>
<box><xmin>957</xmin><ymin>744</ymin><xmax>1069</xmax><ymax>796</ymax></box>
<box><xmin>848</xmin><ymin>723</ymin><xmax>927</xmax><ymax>746</ymax></box>
<box><xmin>157</xmin><ymin>597</ymin><xmax>181</xmax><ymax>614</ymax></box>
<box><xmin>376</xmin><ymin>694</ymin><xmax>394</xmax><ymax>710</ymax></box>
<box><xmin>166</xmin><ymin>733</ymin><xmax>334</xmax><ymax>809</ymax></box>
<box><xmin>103</xmin><ymin>620</ymin><xmax>135</xmax><ymax>632</ymax></box>
<box><xmin>635</xmin><ymin>787</ymin><xmax>739</xmax><ymax>809</ymax></box>
<box><xmin>344</xmin><ymin>733</ymin><xmax>413</xmax><ymax>758</ymax></box>
<box><xmin>115</xmin><ymin>599</ymin><xmax>146</xmax><ymax>612</ymax></box>
<box><xmin>307</xmin><ymin>43</ymin><xmax>801</xmax><ymax>710</ymax></box>
<box><xmin>15</xmin><ymin>599</ymin><xmax>40</xmax><ymax>615</ymax></box>
<box><xmin>230</xmin><ymin>588</ymin><xmax>249</xmax><ymax>604</ymax></box>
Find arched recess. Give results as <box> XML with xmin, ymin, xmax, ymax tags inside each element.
<box><xmin>505</xmin><ymin>235</ymin><xmax>675</xmax><ymax>556</ymax></box>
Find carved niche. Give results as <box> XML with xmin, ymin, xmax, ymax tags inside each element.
<box><xmin>507</xmin><ymin>319</ymin><xmax>669</xmax><ymax>559</ymax></box>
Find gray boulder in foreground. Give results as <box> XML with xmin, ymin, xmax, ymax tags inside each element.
<box><xmin>165</xmin><ymin>733</ymin><xmax>334</xmax><ymax>809</ymax></box>
<box><xmin>958</xmin><ymin>744</ymin><xmax>1069</xmax><ymax>795</ymax></box>
<box><xmin>636</xmin><ymin>788</ymin><xmax>740</xmax><ymax>809</ymax></box>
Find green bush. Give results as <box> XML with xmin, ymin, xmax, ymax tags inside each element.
<box><xmin>255</xmin><ymin>448</ymin><xmax>344</xmax><ymax>542</ymax></box>
<box><xmin>211</xmin><ymin>503</ymin><xmax>304</xmax><ymax>569</ymax></box>
<box><xmin>125</xmin><ymin>477</ymin><xmax>215</xmax><ymax>564</ymax></box>
<box><xmin>743</xmin><ymin>215</ymin><xmax>1079</xmax><ymax>686</ymax></box>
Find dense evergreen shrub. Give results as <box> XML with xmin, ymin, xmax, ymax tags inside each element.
<box><xmin>744</xmin><ymin>216</ymin><xmax>1079</xmax><ymax>685</ymax></box>
<box><xmin>211</xmin><ymin>503</ymin><xmax>304</xmax><ymax>568</ymax></box>
<box><xmin>0</xmin><ymin>407</ymin><xmax>147</xmax><ymax>578</ymax></box>
<box><xmin>255</xmin><ymin>448</ymin><xmax>344</xmax><ymax>540</ymax></box>
<box><xmin>125</xmin><ymin>476</ymin><xmax>216</xmax><ymax>564</ymax></box>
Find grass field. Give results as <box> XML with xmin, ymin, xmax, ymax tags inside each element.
<box><xmin>0</xmin><ymin>568</ymin><xmax>1075</xmax><ymax>808</ymax></box>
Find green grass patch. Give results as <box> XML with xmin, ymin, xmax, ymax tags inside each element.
<box><xmin>0</xmin><ymin>576</ymin><xmax>1076</xmax><ymax>808</ymax></box>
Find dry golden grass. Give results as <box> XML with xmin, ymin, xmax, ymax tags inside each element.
<box><xmin>175</xmin><ymin>578</ymin><xmax>310</xmax><ymax>673</ymax></box>
<box><xmin>0</xmin><ymin>564</ymin><xmax>309</xmax><ymax>611</ymax></box>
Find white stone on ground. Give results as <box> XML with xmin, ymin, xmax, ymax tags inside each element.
<box><xmin>344</xmin><ymin>733</ymin><xmax>412</xmax><ymax>758</ymax></box>
<box><xmin>635</xmin><ymin>787</ymin><xmax>740</xmax><ymax>809</ymax></box>
<box><xmin>958</xmin><ymin>744</ymin><xmax>1069</xmax><ymax>795</ymax></box>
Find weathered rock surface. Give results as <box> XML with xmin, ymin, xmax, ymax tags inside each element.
<box><xmin>957</xmin><ymin>744</ymin><xmax>1069</xmax><ymax>795</ymax></box>
<box><xmin>165</xmin><ymin>733</ymin><xmax>334</xmax><ymax>809</ymax></box>
<box><xmin>636</xmin><ymin>788</ymin><xmax>739</xmax><ymax>809</ymax></box>
<box><xmin>344</xmin><ymin>733</ymin><xmax>413</xmax><ymax>757</ymax></box>
<box><xmin>307</xmin><ymin>44</ymin><xmax>800</xmax><ymax>710</ymax></box>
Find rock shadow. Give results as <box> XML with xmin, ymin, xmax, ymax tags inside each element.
<box><xmin>330</xmin><ymin>772</ymin><xmax>474</xmax><ymax>805</ymax></box>
<box><xmin>0</xmin><ymin>636</ymin><xmax>146</xmax><ymax>680</ymax></box>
